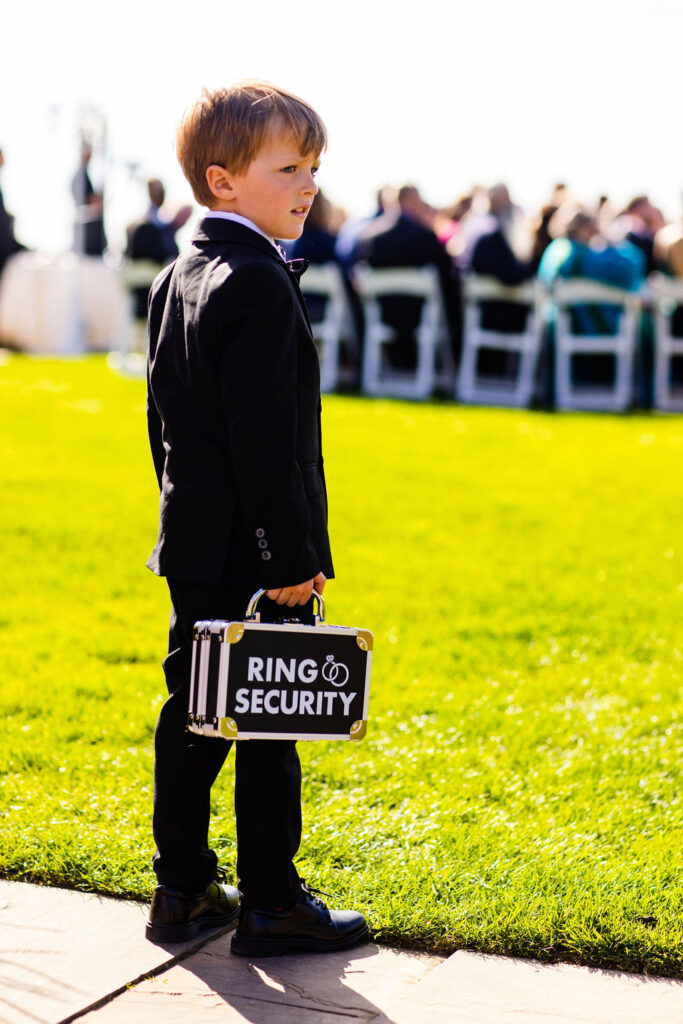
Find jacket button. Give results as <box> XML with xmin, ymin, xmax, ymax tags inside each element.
<box><xmin>255</xmin><ymin>528</ymin><xmax>265</xmax><ymax>538</ymax></box>
<box><xmin>258</xmin><ymin>539</ymin><xmax>268</xmax><ymax>549</ymax></box>
<box><xmin>261</xmin><ymin>551</ymin><xmax>271</xmax><ymax>561</ymax></box>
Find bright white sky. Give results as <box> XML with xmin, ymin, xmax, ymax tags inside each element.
<box><xmin>2</xmin><ymin>0</ymin><xmax>681</xmax><ymax>253</ymax></box>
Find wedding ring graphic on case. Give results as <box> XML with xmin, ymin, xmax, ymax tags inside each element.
<box><xmin>321</xmin><ymin>655</ymin><xmax>349</xmax><ymax>688</ymax></box>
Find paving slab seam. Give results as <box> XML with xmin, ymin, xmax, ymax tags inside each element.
<box><xmin>69</xmin><ymin>939</ymin><xmax>442</xmax><ymax>1023</ymax></box>
<box><xmin>55</xmin><ymin>924</ymin><xmax>238</xmax><ymax>1024</ymax></box>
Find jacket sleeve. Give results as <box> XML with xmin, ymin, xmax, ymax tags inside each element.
<box><xmin>146</xmin><ymin>369</ymin><xmax>165</xmax><ymax>491</ymax></box>
<box><xmin>215</xmin><ymin>263</ymin><xmax>321</xmax><ymax>589</ymax></box>
<box><xmin>146</xmin><ymin>263</ymin><xmax>176</xmax><ymax>491</ymax></box>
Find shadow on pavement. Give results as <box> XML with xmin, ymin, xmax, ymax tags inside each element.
<box><xmin>155</xmin><ymin>934</ymin><xmax>400</xmax><ymax>1023</ymax></box>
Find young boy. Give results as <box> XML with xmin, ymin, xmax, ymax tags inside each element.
<box><xmin>144</xmin><ymin>81</ymin><xmax>368</xmax><ymax>956</ymax></box>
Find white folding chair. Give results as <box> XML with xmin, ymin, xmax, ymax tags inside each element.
<box><xmin>457</xmin><ymin>276</ymin><xmax>544</xmax><ymax>407</ymax></box>
<box><xmin>299</xmin><ymin>262</ymin><xmax>358</xmax><ymax>392</ymax></box>
<box><xmin>354</xmin><ymin>265</ymin><xmax>454</xmax><ymax>400</ymax></box>
<box><xmin>552</xmin><ymin>278</ymin><xmax>641</xmax><ymax>412</ymax></box>
<box><xmin>651</xmin><ymin>275</ymin><xmax>683</xmax><ymax>412</ymax></box>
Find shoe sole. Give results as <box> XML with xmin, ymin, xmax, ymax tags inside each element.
<box><xmin>230</xmin><ymin>922</ymin><xmax>370</xmax><ymax>957</ymax></box>
<box><xmin>146</xmin><ymin>906</ymin><xmax>240</xmax><ymax>944</ymax></box>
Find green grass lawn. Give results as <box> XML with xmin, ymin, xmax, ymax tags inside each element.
<box><xmin>1</xmin><ymin>354</ymin><xmax>682</xmax><ymax>976</ymax></box>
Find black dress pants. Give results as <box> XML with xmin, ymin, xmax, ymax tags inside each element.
<box><xmin>152</xmin><ymin>554</ymin><xmax>309</xmax><ymax>909</ymax></box>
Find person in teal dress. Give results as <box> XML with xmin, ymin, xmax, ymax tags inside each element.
<box><xmin>538</xmin><ymin>205</ymin><xmax>650</xmax><ymax>403</ymax></box>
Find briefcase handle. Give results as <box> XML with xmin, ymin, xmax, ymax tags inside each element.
<box><xmin>245</xmin><ymin>588</ymin><xmax>326</xmax><ymax>624</ymax></box>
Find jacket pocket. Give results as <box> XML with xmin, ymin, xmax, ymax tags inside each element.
<box><xmin>300</xmin><ymin>462</ymin><xmax>324</xmax><ymax>500</ymax></box>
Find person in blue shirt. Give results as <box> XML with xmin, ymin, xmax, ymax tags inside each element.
<box><xmin>538</xmin><ymin>205</ymin><xmax>649</xmax><ymax>402</ymax></box>
<box><xmin>539</xmin><ymin>206</ymin><xmax>646</xmax><ymax>334</ymax></box>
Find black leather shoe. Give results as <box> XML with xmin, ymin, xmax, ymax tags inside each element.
<box><xmin>231</xmin><ymin>881</ymin><xmax>369</xmax><ymax>957</ymax></box>
<box><xmin>146</xmin><ymin>877</ymin><xmax>240</xmax><ymax>943</ymax></box>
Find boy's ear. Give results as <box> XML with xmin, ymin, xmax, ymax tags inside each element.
<box><xmin>205</xmin><ymin>165</ymin><xmax>237</xmax><ymax>203</ymax></box>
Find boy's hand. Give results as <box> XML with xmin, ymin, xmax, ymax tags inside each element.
<box><xmin>266</xmin><ymin>572</ymin><xmax>326</xmax><ymax>608</ymax></box>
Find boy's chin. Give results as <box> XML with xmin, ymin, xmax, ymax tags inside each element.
<box><xmin>278</xmin><ymin>224</ymin><xmax>305</xmax><ymax>241</ymax></box>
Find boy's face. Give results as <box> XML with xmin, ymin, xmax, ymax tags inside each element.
<box><xmin>221</xmin><ymin>128</ymin><xmax>320</xmax><ymax>241</ymax></box>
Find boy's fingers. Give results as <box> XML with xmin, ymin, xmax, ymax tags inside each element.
<box><xmin>266</xmin><ymin>580</ymin><xmax>315</xmax><ymax>607</ymax></box>
<box><xmin>313</xmin><ymin>573</ymin><xmax>326</xmax><ymax>594</ymax></box>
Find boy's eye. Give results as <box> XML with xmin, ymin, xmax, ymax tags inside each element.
<box><xmin>279</xmin><ymin>164</ymin><xmax>320</xmax><ymax>176</ymax></box>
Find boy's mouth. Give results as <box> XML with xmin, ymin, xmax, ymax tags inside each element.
<box><xmin>292</xmin><ymin>205</ymin><xmax>310</xmax><ymax>216</ymax></box>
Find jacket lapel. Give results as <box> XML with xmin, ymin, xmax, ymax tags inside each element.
<box><xmin>285</xmin><ymin>260</ymin><xmax>314</xmax><ymax>334</ymax></box>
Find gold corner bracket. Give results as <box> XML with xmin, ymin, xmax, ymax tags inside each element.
<box><xmin>356</xmin><ymin>630</ymin><xmax>374</xmax><ymax>652</ymax></box>
<box><xmin>225</xmin><ymin>624</ymin><xmax>245</xmax><ymax>644</ymax></box>
<box><xmin>219</xmin><ymin>718</ymin><xmax>238</xmax><ymax>739</ymax></box>
<box><xmin>349</xmin><ymin>720</ymin><xmax>367</xmax><ymax>740</ymax></box>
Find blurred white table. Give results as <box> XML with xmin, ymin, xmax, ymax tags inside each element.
<box><xmin>0</xmin><ymin>250</ymin><xmax>129</xmax><ymax>354</ymax></box>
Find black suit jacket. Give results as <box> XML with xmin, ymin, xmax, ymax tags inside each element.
<box><xmin>353</xmin><ymin>212</ymin><xmax>461</xmax><ymax>345</ymax></box>
<box><xmin>471</xmin><ymin>229</ymin><xmax>534</xmax><ymax>333</ymax></box>
<box><xmin>127</xmin><ymin>218</ymin><xmax>179</xmax><ymax>266</ymax></box>
<box><xmin>471</xmin><ymin>229</ymin><xmax>533</xmax><ymax>287</ymax></box>
<box><xmin>146</xmin><ymin>217</ymin><xmax>334</xmax><ymax>588</ymax></box>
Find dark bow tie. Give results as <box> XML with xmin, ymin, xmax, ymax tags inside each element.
<box><xmin>286</xmin><ymin>258</ymin><xmax>309</xmax><ymax>279</ymax></box>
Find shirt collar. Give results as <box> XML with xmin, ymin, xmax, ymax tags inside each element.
<box><xmin>203</xmin><ymin>210</ymin><xmax>286</xmax><ymax>258</ymax></box>
<box><xmin>197</xmin><ymin>214</ymin><xmax>306</xmax><ymax>275</ymax></box>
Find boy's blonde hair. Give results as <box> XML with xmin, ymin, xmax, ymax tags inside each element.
<box><xmin>176</xmin><ymin>80</ymin><xmax>327</xmax><ymax>208</ymax></box>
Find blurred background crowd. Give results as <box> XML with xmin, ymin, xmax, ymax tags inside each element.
<box><xmin>1</xmin><ymin>133</ymin><xmax>683</xmax><ymax>410</ymax></box>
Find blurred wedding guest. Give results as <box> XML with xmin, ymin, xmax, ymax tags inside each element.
<box><xmin>463</xmin><ymin>184</ymin><xmax>533</xmax><ymax>285</ymax></box>
<box><xmin>127</xmin><ymin>178</ymin><xmax>192</xmax><ymax>266</ymax></box>
<box><xmin>550</xmin><ymin>182</ymin><xmax>569</xmax><ymax>207</ymax></box>
<box><xmin>434</xmin><ymin>192</ymin><xmax>474</xmax><ymax>247</ymax></box>
<box><xmin>539</xmin><ymin>203</ymin><xmax>648</xmax><ymax>398</ymax></box>
<box><xmin>654</xmin><ymin>215</ymin><xmax>683</xmax><ymax>338</ymax></box>
<box><xmin>0</xmin><ymin>147</ymin><xmax>26</xmax><ymax>277</ymax></box>
<box><xmin>126</xmin><ymin>178</ymin><xmax>192</xmax><ymax>318</ymax></box>
<box><xmin>325</xmin><ymin>199</ymin><xmax>348</xmax><ymax>235</ymax></box>
<box><xmin>528</xmin><ymin>185</ymin><xmax>581</xmax><ymax>272</ymax></box>
<box><xmin>461</xmin><ymin>184</ymin><xmax>534</xmax><ymax>338</ymax></box>
<box><xmin>290</xmin><ymin>189</ymin><xmax>344</xmax><ymax>317</ymax></box>
<box><xmin>596</xmin><ymin>194</ymin><xmax>614</xmax><ymax>232</ymax></box>
<box><xmin>335</xmin><ymin>185</ymin><xmax>395</xmax><ymax>264</ymax></box>
<box><xmin>72</xmin><ymin>143</ymin><xmax>107</xmax><ymax>257</ymax></box>
<box><xmin>530</xmin><ymin>204</ymin><xmax>559</xmax><ymax>272</ymax></box>
<box><xmin>539</xmin><ymin>204</ymin><xmax>646</xmax><ymax>306</ymax></box>
<box><xmin>613</xmin><ymin>195</ymin><xmax>666</xmax><ymax>275</ymax></box>
<box><xmin>351</xmin><ymin>184</ymin><xmax>461</xmax><ymax>366</ymax></box>
<box><xmin>289</xmin><ymin>189</ymin><xmax>338</xmax><ymax>263</ymax></box>
<box><xmin>654</xmin><ymin>217</ymin><xmax>683</xmax><ymax>278</ymax></box>
<box><xmin>290</xmin><ymin>190</ymin><xmax>362</xmax><ymax>375</ymax></box>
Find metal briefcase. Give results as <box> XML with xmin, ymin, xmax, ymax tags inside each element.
<box><xmin>187</xmin><ymin>590</ymin><xmax>372</xmax><ymax>742</ymax></box>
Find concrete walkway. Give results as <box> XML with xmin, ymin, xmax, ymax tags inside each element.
<box><xmin>2</xmin><ymin>880</ymin><xmax>683</xmax><ymax>1024</ymax></box>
